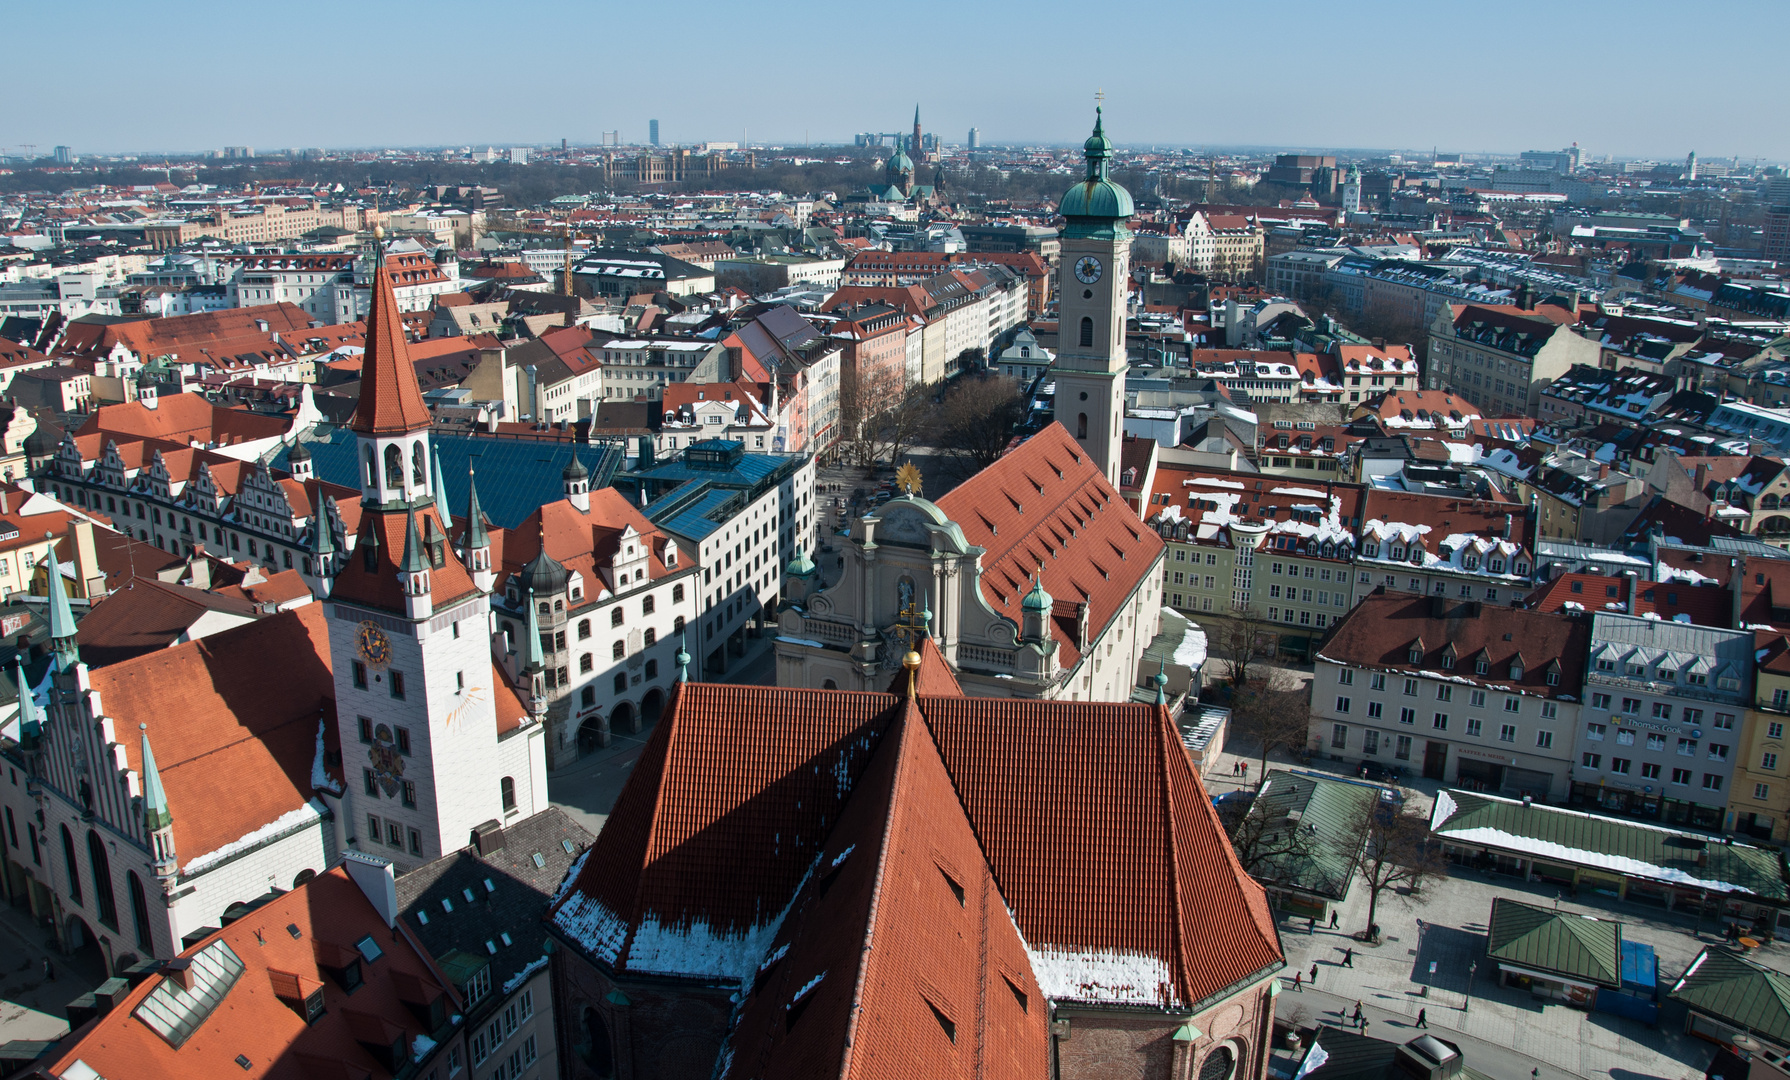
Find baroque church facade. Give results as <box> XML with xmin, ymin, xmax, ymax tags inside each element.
<box><xmin>777</xmin><ymin>112</ymin><xmax>1164</xmax><ymax>703</ymax></box>
<box><xmin>0</xmin><ymin>237</ymin><xmax>547</xmax><ymax>971</ymax></box>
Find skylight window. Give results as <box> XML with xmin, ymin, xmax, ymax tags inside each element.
<box><xmin>532</xmin><ymin>853</ymin><xmax>546</xmax><ymax>869</ymax></box>
<box><xmin>355</xmin><ymin>936</ymin><xmax>383</xmax><ymax>964</ymax></box>
<box><xmin>134</xmin><ymin>941</ymin><xmax>246</xmax><ymax>1048</ymax></box>
<box><xmin>562</xmin><ymin>839</ymin><xmax>576</xmax><ymax>855</ymax></box>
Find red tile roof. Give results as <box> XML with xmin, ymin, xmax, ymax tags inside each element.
<box><xmin>1525</xmin><ymin>573</ymin><xmax>1732</xmax><ymax>626</ymax></box>
<box><xmin>54</xmin><ymin>304</ymin><xmax>315</xmax><ymax>362</ymax></box>
<box><xmin>1318</xmin><ymin>588</ymin><xmax>1590</xmax><ymax>701</ymax></box>
<box><xmin>346</xmin><ymin>264</ymin><xmax>433</xmax><ymax>436</ymax></box>
<box><xmin>42</xmin><ymin>866</ymin><xmax>462</xmax><ymax>1080</ymax></box>
<box><xmin>550</xmin><ymin>681</ymin><xmax>1281</xmax><ymax>1059</ymax></box>
<box><xmin>717</xmin><ymin>698</ymin><xmax>1050</xmax><ymax>1078</ymax></box>
<box><xmin>98</xmin><ymin>605</ymin><xmax>339</xmax><ymax>869</ymax></box>
<box><xmin>934</xmin><ymin>423</ymin><xmax>1163</xmax><ymax>667</ymax></box>
<box><xmin>75</xmin><ymin>393</ymin><xmax>292</xmax><ymax>446</ymax></box>
<box><xmin>75</xmin><ymin>577</ymin><xmax>259</xmax><ymax>666</ymax></box>
<box><xmin>331</xmin><ymin>502</ymin><xmax>476</xmax><ymax>613</ymax></box>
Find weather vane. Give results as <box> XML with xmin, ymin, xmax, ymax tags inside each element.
<box><xmin>895</xmin><ymin>461</ymin><xmax>922</xmax><ymax>497</ymax></box>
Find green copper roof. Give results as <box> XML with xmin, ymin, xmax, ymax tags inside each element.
<box><xmin>1243</xmin><ymin>770</ymin><xmax>1379</xmax><ymax>900</ymax></box>
<box><xmin>1058</xmin><ymin>107</ymin><xmax>1134</xmax><ymax>237</ymax></box>
<box><xmin>1432</xmin><ymin>788</ymin><xmax>1788</xmax><ymax>900</ymax></box>
<box><xmin>141</xmin><ymin>726</ymin><xmax>172</xmax><ymax>831</ymax></box>
<box><xmin>399</xmin><ymin>508</ymin><xmax>428</xmax><ymax>574</ymax></box>
<box><xmin>44</xmin><ymin>546</ymin><xmax>78</xmax><ymax>666</ymax></box>
<box><xmin>432</xmin><ymin>441</ymin><xmax>453</xmax><ymax>531</ymax></box>
<box><xmin>1021</xmin><ymin>575</ymin><xmax>1052</xmax><ymax>613</ymax></box>
<box><xmin>14</xmin><ymin>660</ymin><xmax>39</xmax><ymax>741</ymax></box>
<box><xmin>786</xmin><ymin>548</ymin><xmax>816</xmax><ymax>577</ymax></box>
<box><xmin>1487</xmin><ymin>898</ymin><xmax>1621</xmax><ymax>987</ymax></box>
<box><xmin>465</xmin><ymin>466</ymin><xmax>490</xmax><ymax>550</ymax></box>
<box><xmin>1670</xmin><ymin>946</ymin><xmax>1790</xmax><ymax>1044</ymax></box>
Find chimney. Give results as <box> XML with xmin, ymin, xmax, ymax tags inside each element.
<box><xmin>1625</xmin><ymin>570</ymin><xmax>1639</xmax><ymax>613</ymax></box>
<box><xmin>1502</xmin><ymin>513</ymin><xmax>1512</xmax><ymax>540</ymax></box>
<box><xmin>472</xmin><ymin>819</ymin><xmax>505</xmax><ymax>855</ymax></box>
<box><xmin>1732</xmin><ymin>556</ymin><xmax>1747</xmax><ymax>628</ymax></box>
<box><xmin>72</xmin><ymin>519</ymin><xmax>104</xmax><ymax>598</ymax></box>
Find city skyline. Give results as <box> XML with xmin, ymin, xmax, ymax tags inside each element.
<box><xmin>9</xmin><ymin>0</ymin><xmax>1788</xmax><ymax>160</ymax></box>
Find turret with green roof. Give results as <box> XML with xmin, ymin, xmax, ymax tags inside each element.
<box><xmin>1058</xmin><ymin>107</ymin><xmax>1135</xmax><ymax>240</ymax></box>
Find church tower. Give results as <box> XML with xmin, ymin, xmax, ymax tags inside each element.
<box><xmin>912</xmin><ymin>104</ymin><xmax>923</xmax><ymax>160</ymax></box>
<box><xmin>327</xmin><ymin>230</ymin><xmax>543</xmax><ymax>872</ymax></box>
<box><xmin>1051</xmin><ymin>108</ymin><xmax>1135</xmax><ymax>488</ymax></box>
<box><xmin>1342</xmin><ymin>165</ymin><xmax>1362</xmax><ymax>214</ymax></box>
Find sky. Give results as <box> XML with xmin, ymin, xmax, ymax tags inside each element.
<box><xmin>8</xmin><ymin>0</ymin><xmax>1789</xmax><ymax>162</ymax></box>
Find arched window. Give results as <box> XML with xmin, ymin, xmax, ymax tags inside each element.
<box><xmin>1077</xmin><ymin>413</ymin><xmax>1089</xmax><ymax>440</ymax></box>
<box><xmin>644</xmin><ymin>628</ymin><xmax>656</xmax><ymax>647</ymax></box>
<box><xmin>612</xmin><ymin>642</ymin><xmax>625</xmax><ymax>661</ymax></box>
<box><xmin>578</xmin><ymin>619</ymin><xmax>591</xmax><ymax>640</ymax></box>
<box><xmin>580</xmin><ymin>1008</ymin><xmax>615</xmax><ymax>1078</ymax></box>
<box><xmin>1078</xmin><ymin>316</ymin><xmax>1094</xmax><ymax>348</ymax></box>
<box><xmin>823</xmin><ymin>679</ymin><xmax>838</xmax><ymax>690</ymax></box>
<box><xmin>128</xmin><ymin>872</ymin><xmax>151</xmax><ymax>951</ymax></box>
<box><xmin>1198</xmin><ymin>1046</ymin><xmax>1236</xmax><ymax>1080</ymax></box>
<box><xmin>673</xmin><ymin>584</ymin><xmax>685</xmax><ymax>603</ymax></box>
<box><xmin>383</xmin><ymin>444</ymin><xmax>403</xmax><ymax>488</ymax></box>
<box><xmin>411</xmin><ymin>442</ymin><xmax>426</xmax><ymax>487</ymax></box>
<box><xmin>643</xmin><ymin>596</ymin><xmax>655</xmax><ymax>615</ymax></box>
<box><xmin>580</xmin><ymin>686</ymin><xmax>596</xmax><ymax>708</ymax></box>
<box><xmin>363</xmin><ymin>446</ymin><xmax>376</xmax><ymax>488</ymax></box>
<box><xmin>538</xmin><ymin>601</ymin><xmax>551</xmax><ymax>615</ymax></box>
<box><xmin>674</xmin><ymin>615</ymin><xmax>686</xmax><ymax>635</ymax></box>
<box><xmin>88</xmin><ymin>830</ymin><xmax>117</xmax><ymax>930</ymax></box>
<box><xmin>580</xmin><ymin>653</ymin><xmax>593</xmax><ymax>673</ymax></box>
<box><xmin>611</xmin><ymin>609</ymin><xmax>624</xmax><ymax>628</ymax></box>
<box><xmin>500</xmin><ymin>776</ymin><xmax>517</xmax><ymax>812</ymax></box>
<box><xmin>60</xmin><ymin>826</ymin><xmax>82</xmax><ymax>904</ymax></box>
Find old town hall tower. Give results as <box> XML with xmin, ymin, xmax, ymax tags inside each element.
<box><xmin>326</xmin><ymin>233</ymin><xmax>546</xmax><ymax>873</ymax></box>
<box><xmin>1051</xmin><ymin>108</ymin><xmax>1135</xmax><ymax>488</ymax></box>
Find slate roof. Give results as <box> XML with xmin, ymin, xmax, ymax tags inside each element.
<box><xmin>1486</xmin><ymin>897</ymin><xmax>1622</xmax><ymax>987</ymax></box>
<box><xmin>1670</xmin><ymin>946</ymin><xmax>1790</xmax><ymax>1046</ymax></box>
<box><xmin>935</xmin><ymin>423</ymin><xmax>1164</xmax><ymax>669</ymax></box>
<box><xmin>395</xmin><ymin>808</ymin><xmax>595</xmax><ymax>1016</ymax></box>
<box><xmin>1246</xmin><ymin>771</ymin><xmax>1378</xmax><ymax>900</ymax></box>
<box><xmin>1430</xmin><ymin>789</ymin><xmax>1787</xmax><ymax>901</ymax></box>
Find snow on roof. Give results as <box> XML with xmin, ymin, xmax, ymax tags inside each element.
<box><xmin>1024</xmin><ymin>943</ymin><xmax>1181</xmax><ymax>1008</ymax></box>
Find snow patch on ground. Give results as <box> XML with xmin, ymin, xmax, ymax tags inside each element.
<box><xmin>180</xmin><ymin>799</ymin><xmax>326</xmax><ymax>876</ymax></box>
<box><xmin>1024</xmin><ymin>943</ymin><xmax>1181</xmax><ymax>1008</ymax></box>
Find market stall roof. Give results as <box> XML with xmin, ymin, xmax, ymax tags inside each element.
<box><xmin>1430</xmin><ymin>789</ymin><xmax>1789</xmax><ymax>901</ymax></box>
<box><xmin>1670</xmin><ymin>946</ymin><xmax>1790</xmax><ymax>1047</ymax></box>
<box><xmin>1487</xmin><ymin>897</ymin><xmax>1622</xmax><ymax>988</ymax></box>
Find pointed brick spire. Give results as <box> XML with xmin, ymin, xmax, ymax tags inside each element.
<box><xmin>347</xmin><ymin>237</ymin><xmax>431</xmax><ymax>436</ymax></box>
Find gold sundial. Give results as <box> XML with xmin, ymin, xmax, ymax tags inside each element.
<box><xmin>895</xmin><ymin>462</ymin><xmax>922</xmax><ymax>497</ymax></box>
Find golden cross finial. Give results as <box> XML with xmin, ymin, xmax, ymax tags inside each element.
<box><xmin>1095</xmin><ymin>88</ymin><xmax>1106</xmax><ymax>106</ymax></box>
<box><xmin>894</xmin><ymin>599</ymin><xmax>929</xmax><ymax>650</ymax></box>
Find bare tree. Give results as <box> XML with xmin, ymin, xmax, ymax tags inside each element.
<box><xmin>866</xmin><ymin>383</ymin><xmax>931</xmax><ymax>469</ymax></box>
<box><xmin>1226</xmin><ymin>670</ymin><xmax>1312</xmax><ymax>777</ymax></box>
<box><xmin>1349</xmin><ymin>799</ymin><xmax>1449</xmax><ymax>941</ymax></box>
<box><xmin>1213</xmin><ymin>616</ymin><xmax>1266</xmax><ymax>687</ymax></box>
<box><xmin>1218</xmin><ymin>788</ymin><xmax>1320</xmax><ymax>880</ymax></box>
<box><xmin>934</xmin><ymin>374</ymin><xmax>1026</xmax><ymax>475</ymax></box>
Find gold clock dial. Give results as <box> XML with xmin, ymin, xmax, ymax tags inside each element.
<box><xmin>357</xmin><ymin>621</ymin><xmax>392</xmax><ymax>669</ymax></box>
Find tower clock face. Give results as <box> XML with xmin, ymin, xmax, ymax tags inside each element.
<box><xmin>1073</xmin><ymin>256</ymin><xmax>1103</xmax><ymax>284</ymax></box>
<box><xmin>357</xmin><ymin>621</ymin><xmax>392</xmax><ymax>669</ymax></box>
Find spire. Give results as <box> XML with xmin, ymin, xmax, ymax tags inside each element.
<box><xmin>431</xmin><ymin>441</ymin><xmax>452</xmax><ymax>530</ymax></box>
<box><xmin>14</xmin><ymin>660</ymin><xmax>39</xmax><ymax>743</ymax></box>
<box><xmin>399</xmin><ymin>507</ymin><xmax>427</xmax><ymax>574</ymax></box>
<box><xmin>523</xmin><ymin>587</ymin><xmax>545</xmax><ymax>674</ymax></box>
<box><xmin>465</xmin><ymin>466</ymin><xmax>489</xmax><ymax>550</ymax></box>
<box><xmin>44</xmin><ymin>541</ymin><xmax>78</xmax><ymax>668</ymax></box>
<box><xmin>346</xmin><ymin>227</ymin><xmax>431</xmax><ymax>436</ymax></box>
<box><xmin>675</xmin><ymin>634</ymin><xmax>691</xmax><ymax>683</ymax></box>
<box><xmin>140</xmin><ymin>724</ymin><xmax>171</xmax><ymax>832</ymax></box>
<box><xmin>914</xmin><ymin>103</ymin><xmax>921</xmax><ymax>127</ymax></box>
<box><xmin>310</xmin><ymin>505</ymin><xmax>335</xmax><ymax>556</ymax></box>
<box><xmin>1153</xmin><ymin>657</ymin><xmax>1168</xmax><ymax>706</ymax></box>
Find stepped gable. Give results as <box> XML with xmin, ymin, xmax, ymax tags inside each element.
<box><xmin>489</xmin><ymin>488</ymin><xmax>676</xmax><ymax>596</ymax></box>
<box><xmin>934</xmin><ymin>422</ymin><xmax>1163</xmax><ymax>667</ymax></box>
<box><xmin>718</xmin><ymin>697</ymin><xmax>1049</xmax><ymax>1079</ymax></box>
<box><xmin>98</xmin><ymin>605</ymin><xmax>339</xmax><ymax>868</ymax></box>
<box><xmin>921</xmin><ymin>695</ymin><xmax>1280</xmax><ymax>1010</ymax></box>
<box><xmin>346</xmin><ymin>262</ymin><xmax>432</xmax><ymax>436</ymax></box>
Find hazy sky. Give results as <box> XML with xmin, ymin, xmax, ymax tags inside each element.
<box><xmin>10</xmin><ymin>0</ymin><xmax>1788</xmax><ymax>161</ymax></box>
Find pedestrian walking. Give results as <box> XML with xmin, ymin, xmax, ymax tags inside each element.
<box><xmin>42</xmin><ymin>958</ymin><xmax>54</xmax><ymax>982</ymax></box>
<box><xmin>1342</xmin><ymin>947</ymin><xmax>1354</xmax><ymax>968</ymax></box>
<box><xmin>1309</xmin><ymin>917</ymin><xmax>1317</xmax><ymax>935</ymax></box>
<box><xmin>1242</xmin><ymin>762</ymin><xmax>1249</xmax><ymax>779</ymax></box>
<box><xmin>1416</xmin><ymin>1008</ymin><xmax>1428</xmax><ymax>1029</ymax></box>
<box><xmin>1293</xmin><ymin>972</ymin><xmax>1302</xmax><ymax>991</ymax></box>
<box><xmin>1352</xmin><ymin>1002</ymin><xmax>1363</xmax><ymax>1027</ymax></box>
<box><xmin>1361</xmin><ymin>1018</ymin><xmax>1369</xmax><ymax>1037</ymax></box>
<box><xmin>1309</xmin><ymin>963</ymin><xmax>1318</xmax><ymax>986</ymax></box>
<box><xmin>1329</xmin><ymin>910</ymin><xmax>1339</xmax><ymax>928</ymax></box>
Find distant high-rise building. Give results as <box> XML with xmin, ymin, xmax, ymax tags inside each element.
<box><xmin>222</xmin><ymin>146</ymin><xmax>254</xmax><ymax>159</ymax></box>
<box><xmin>968</xmin><ymin>127</ymin><xmax>980</xmax><ymax>150</ymax></box>
<box><xmin>1765</xmin><ymin>206</ymin><xmax>1790</xmax><ymax>263</ymax></box>
<box><xmin>52</xmin><ymin>145</ymin><xmax>72</xmax><ymax>164</ymax></box>
<box><xmin>650</xmin><ymin>119</ymin><xmax>660</xmax><ymax>147</ymax></box>
<box><xmin>1686</xmin><ymin>150</ymin><xmax>1699</xmax><ymax>180</ymax></box>
<box><xmin>510</xmin><ymin>147</ymin><xmax>530</xmax><ymax>165</ymax></box>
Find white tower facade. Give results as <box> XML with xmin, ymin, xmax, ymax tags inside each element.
<box><xmin>1342</xmin><ymin>166</ymin><xmax>1362</xmax><ymax>214</ymax></box>
<box><xmin>327</xmin><ymin>240</ymin><xmax>546</xmax><ymax>873</ymax></box>
<box><xmin>1051</xmin><ymin>108</ymin><xmax>1135</xmax><ymax>489</ymax></box>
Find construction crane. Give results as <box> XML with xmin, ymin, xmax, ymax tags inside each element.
<box><xmin>561</xmin><ymin>221</ymin><xmax>575</xmax><ymax>298</ymax></box>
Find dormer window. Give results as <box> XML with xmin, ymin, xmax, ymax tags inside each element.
<box><xmin>1514</xmin><ymin>562</ymin><xmax>1529</xmax><ymax>576</ymax></box>
<box><xmin>1475</xmin><ymin>658</ymin><xmax>1489</xmax><ymax>676</ymax></box>
<box><xmin>1390</xmin><ymin>545</ymin><xmax>1405</xmax><ymax>561</ymax></box>
<box><xmin>1363</xmin><ymin>542</ymin><xmax>1379</xmax><ymax>558</ymax></box>
<box><xmin>1510</xmin><ymin>662</ymin><xmax>1525</xmax><ymax>680</ymax></box>
<box><xmin>1463</xmin><ymin>555</ymin><xmax>1478</xmax><ymax>570</ymax></box>
<box><xmin>1408</xmin><ymin>643</ymin><xmax>1424</xmax><ymax>665</ymax></box>
<box><xmin>1488</xmin><ymin>558</ymin><xmax>1505</xmax><ymax>574</ymax></box>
